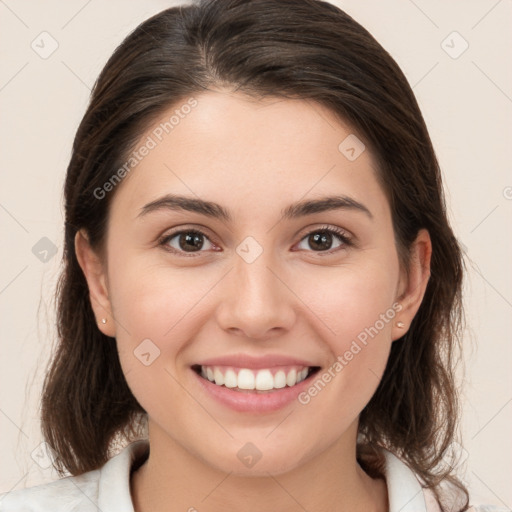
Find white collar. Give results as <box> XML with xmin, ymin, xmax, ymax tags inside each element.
<box><xmin>381</xmin><ymin>448</ymin><xmax>430</xmax><ymax>511</ymax></box>
<box><xmin>98</xmin><ymin>439</ymin><xmax>430</xmax><ymax>512</ymax></box>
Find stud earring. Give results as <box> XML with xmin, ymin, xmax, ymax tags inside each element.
<box><xmin>396</xmin><ymin>321</ymin><xmax>405</xmax><ymax>329</ymax></box>
<box><xmin>101</xmin><ymin>318</ymin><xmax>107</xmax><ymax>324</ymax></box>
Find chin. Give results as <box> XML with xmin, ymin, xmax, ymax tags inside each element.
<box><xmin>204</xmin><ymin>442</ymin><xmax>311</xmax><ymax>477</ymax></box>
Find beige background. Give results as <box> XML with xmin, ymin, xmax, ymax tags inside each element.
<box><xmin>0</xmin><ymin>0</ymin><xmax>511</xmax><ymax>507</ymax></box>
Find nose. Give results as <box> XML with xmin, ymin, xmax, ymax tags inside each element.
<box><xmin>215</xmin><ymin>250</ymin><xmax>296</xmax><ymax>340</ymax></box>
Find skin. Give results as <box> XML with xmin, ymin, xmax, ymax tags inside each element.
<box><xmin>75</xmin><ymin>90</ymin><xmax>431</xmax><ymax>512</ymax></box>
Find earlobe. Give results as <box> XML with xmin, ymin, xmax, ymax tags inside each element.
<box><xmin>74</xmin><ymin>229</ymin><xmax>116</xmax><ymax>337</ymax></box>
<box><xmin>392</xmin><ymin>229</ymin><xmax>432</xmax><ymax>341</ymax></box>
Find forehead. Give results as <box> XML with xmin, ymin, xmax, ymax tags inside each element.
<box><xmin>110</xmin><ymin>90</ymin><xmax>389</xmax><ymax>222</ymax></box>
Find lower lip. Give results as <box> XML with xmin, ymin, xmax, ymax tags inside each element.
<box><xmin>191</xmin><ymin>368</ymin><xmax>317</xmax><ymax>413</ymax></box>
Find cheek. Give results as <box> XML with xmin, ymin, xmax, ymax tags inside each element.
<box><xmin>293</xmin><ymin>257</ymin><xmax>399</xmax><ymax>409</ymax></box>
<box><xmin>108</xmin><ymin>251</ymin><xmax>207</xmax><ymax>339</ymax></box>
<box><xmin>105</xmin><ymin>255</ymin><xmax>216</xmax><ymax>397</ymax></box>
<box><xmin>297</xmin><ymin>256</ymin><xmax>399</xmax><ymax>347</ymax></box>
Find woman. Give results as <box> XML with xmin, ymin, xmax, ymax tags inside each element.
<box><xmin>0</xmin><ymin>0</ymin><xmax>499</xmax><ymax>510</ymax></box>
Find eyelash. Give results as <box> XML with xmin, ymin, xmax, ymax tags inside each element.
<box><xmin>157</xmin><ymin>225</ymin><xmax>353</xmax><ymax>258</ymax></box>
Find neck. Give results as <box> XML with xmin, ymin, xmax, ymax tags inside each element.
<box><xmin>130</xmin><ymin>420</ymin><xmax>388</xmax><ymax>512</ymax></box>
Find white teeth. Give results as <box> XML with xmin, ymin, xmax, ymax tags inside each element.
<box><xmin>286</xmin><ymin>369</ymin><xmax>297</xmax><ymax>387</ymax></box>
<box><xmin>213</xmin><ymin>368</ymin><xmax>224</xmax><ymax>386</ymax></box>
<box><xmin>255</xmin><ymin>369</ymin><xmax>274</xmax><ymax>390</ymax></box>
<box><xmin>199</xmin><ymin>365</ymin><xmax>312</xmax><ymax>391</ymax></box>
<box><xmin>237</xmin><ymin>369</ymin><xmax>255</xmax><ymax>389</ymax></box>
<box><xmin>273</xmin><ymin>370</ymin><xmax>287</xmax><ymax>389</ymax></box>
<box><xmin>224</xmin><ymin>369</ymin><xmax>237</xmax><ymax>388</ymax></box>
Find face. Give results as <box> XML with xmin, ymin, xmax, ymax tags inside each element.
<box><xmin>78</xmin><ymin>90</ymin><xmax>430</xmax><ymax>476</ymax></box>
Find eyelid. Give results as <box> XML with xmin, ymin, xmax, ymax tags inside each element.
<box><xmin>296</xmin><ymin>224</ymin><xmax>352</xmax><ymax>242</ymax></box>
<box><xmin>157</xmin><ymin>224</ymin><xmax>218</xmax><ymax>244</ymax></box>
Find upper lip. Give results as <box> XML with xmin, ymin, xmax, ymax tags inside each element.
<box><xmin>195</xmin><ymin>353</ymin><xmax>320</xmax><ymax>369</ymax></box>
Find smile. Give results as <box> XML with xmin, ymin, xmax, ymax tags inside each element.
<box><xmin>192</xmin><ymin>365</ymin><xmax>321</xmax><ymax>393</ymax></box>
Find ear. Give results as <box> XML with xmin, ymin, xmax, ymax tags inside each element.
<box><xmin>74</xmin><ymin>229</ymin><xmax>116</xmax><ymax>338</ymax></box>
<box><xmin>392</xmin><ymin>228</ymin><xmax>432</xmax><ymax>341</ymax></box>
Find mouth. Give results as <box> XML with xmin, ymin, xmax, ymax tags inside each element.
<box><xmin>191</xmin><ymin>364</ymin><xmax>321</xmax><ymax>394</ymax></box>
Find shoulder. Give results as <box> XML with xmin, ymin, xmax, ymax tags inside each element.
<box><xmin>379</xmin><ymin>447</ymin><xmax>507</xmax><ymax>512</ymax></box>
<box><xmin>0</xmin><ymin>439</ymin><xmax>149</xmax><ymax>512</ymax></box>
<box><xmin>0</xmin><ymin>469</ymin><xmax>101</xmax><ymax>511</ymax></box>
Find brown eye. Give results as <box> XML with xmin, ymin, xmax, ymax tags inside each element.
<box><xmin>160</xmin><ymin>229</ymin><xmax>214</xmax><ymax>255</ymax></box>
<box><xmin>296</xmin><ymin>227</ymin><xmax>352</xmax><ymax>253</ymax></box>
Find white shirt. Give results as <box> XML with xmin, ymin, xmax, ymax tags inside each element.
<box><xmin>0</xmin><ymin>440</ymin><xmax>503</xmax><ymax>511</ymax></box>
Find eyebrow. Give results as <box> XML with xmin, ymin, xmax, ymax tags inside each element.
<box><xmin>137</xmin><ymin>193</ymin><xmax>373</xmax><ymax>222</ymax></box>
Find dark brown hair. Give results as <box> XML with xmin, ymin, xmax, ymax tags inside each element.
<box><xmin>40</xmin><ymin>0</ymin><xmax>468</xmax><ymax>509</ymax></box>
